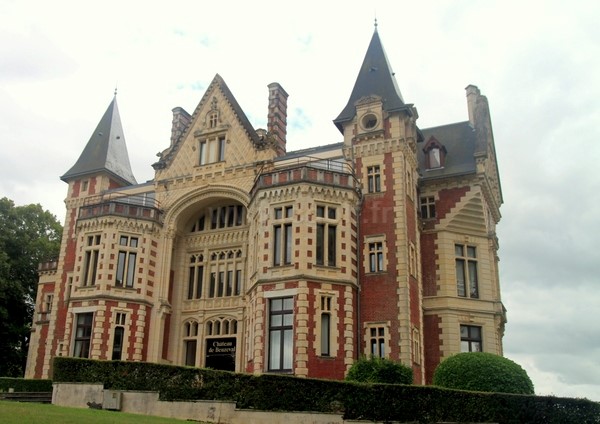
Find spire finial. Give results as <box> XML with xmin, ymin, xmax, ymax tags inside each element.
<box><xmin>114</xmin><ymin>86</ymin><xmax>118</xmax><ymax>97</ymax></box>
<box><xmin>374</xmin><ymin>17</ymin><xmax>378</xmax><ymax>32</ymax></box>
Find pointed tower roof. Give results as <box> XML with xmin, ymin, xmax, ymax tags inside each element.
<box><xmin>334</xmin><ymin>26</ymin><xmax>411</xmax><ymax>132</ymax></box>
<box><xmin>61</xmin><ymin>94</ymin><xmax>137</xmax><ymax>185</ymax></box>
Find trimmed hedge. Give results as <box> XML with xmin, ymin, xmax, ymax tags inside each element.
<box><xmin>433</xmin><ymin>352</ymin><xmax>535</xmax><ymax>395</ymax></box>
<box><xmin>53</xmin><ymin>357</ymin><xmax>600</xmax><ymax>423</ymax></box>
<box><xmin>0</xmin><ymin>377</ymin><xmax>53</xmax><ymax>392</ymax></box>
<box><xmin>345</xmin><ymin>356</ymin><xmax>413</xmax><ymax>385</ymax></box>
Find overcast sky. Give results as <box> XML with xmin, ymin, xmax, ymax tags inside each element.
<box><xmin>1</xmin><ymin>0</ymin><xmax>599</xmax><ymax>400</ymax></box>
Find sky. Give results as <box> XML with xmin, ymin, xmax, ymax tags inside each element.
<box><xmin>1</xmin><ymin>0</ymin><xmax>599</xmax><ymax>401</ymax></box>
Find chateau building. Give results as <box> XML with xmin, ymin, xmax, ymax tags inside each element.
<box><xmin>26</xmin><ymin>27</ymin><xmax>505</xmax><ymax>384</ymax></box>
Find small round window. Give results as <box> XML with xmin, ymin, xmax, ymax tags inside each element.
<box><xmin>361</xmin><ymin>113</ymin><xmax>378</xmax><ymax>130</ymax></box>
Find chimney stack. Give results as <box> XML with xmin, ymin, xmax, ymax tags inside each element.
<box><xmin>465</xmin><ymin>84</ymin><xmax>480</xmax><ymax>126</ymax></box>
<box><xmin>267</xmin><ymin>82</ymin><xmax>289</xmax><ymax>156</ymax></box>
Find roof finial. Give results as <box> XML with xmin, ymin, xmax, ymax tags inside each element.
<box><xmin>374</xmin><ymin>16</ymin><xmax>378</xmax><ymax>32</ymax></box>
<box><xmin>114</xmin><ymin>86</ymin><xmax>118</xmax><ymax>97</ymax></box>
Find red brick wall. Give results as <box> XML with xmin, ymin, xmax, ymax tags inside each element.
<box><xmin>358</xmin><ymin>153</ymin><xmax>403</xmax><ymax>358</ymax></box>
<box><xmin>424</xmin><ymin>314</ymin><xmax>442</xmax><ymax>384</ymax></box>
<box><xmin>421</xmin><ymin>232</ymin><xmax>438</xmax><ymax>297</ymax></box>
<box><xmin>305</xmin><ymin>281</ymin><xmax>353</xmax><ymax>380</ymax></box>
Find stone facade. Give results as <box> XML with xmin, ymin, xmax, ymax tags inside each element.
<box><xmin>26</xmin><ymin>29</ymin><xmax>505</xmax><ymax>385</ymax></box>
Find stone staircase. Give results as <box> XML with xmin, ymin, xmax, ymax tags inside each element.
<box><xmin>0</xmin><ymin>391</ymin><xmax>52</xmax><ymax>403</ymax></box>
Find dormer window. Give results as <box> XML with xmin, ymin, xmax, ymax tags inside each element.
<box><xmin>423</xmin><ymin>136</ymin><xmax>447</xmax><ymax>170</ymax></box>
<box><xmin>429</xmin><ymin>148</ymin><xmax>441</xmax><ymax>168</ymax></box>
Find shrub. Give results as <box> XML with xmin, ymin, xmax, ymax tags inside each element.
<box><xmin>433</xmin><ymin>352</ymin><xmax>534</xmax><ymax>394</ymax></box>
<box><xmin>345</xmin><ymin>356</ymin><xmax>413</xmax><ymax>385</ymax></box>
<box><xmin>52</xmin><ymin>357</ymin><xmax>600</xmax><ymax>423</ymax></box>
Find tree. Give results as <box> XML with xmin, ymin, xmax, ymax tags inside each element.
<box><xmin>345</xmin><ymin>356</ymin><xmax>413</xmax><ymax>385</ymax></box>
<box><xmin>433</xmin><ymin>352</ymin><xmax>534</xmax><ymax>394</ymax></box>
<box><xmin>0</xmin><ymin>198</ymin><xmax>62</xmax><ymax>377</ymax></box>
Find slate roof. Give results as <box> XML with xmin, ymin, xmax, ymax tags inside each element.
<box><xmin>334</xmin><ymin>29</ymin><xmax>411</xmax><ymax>132</ymax></box>
<box><xmin>418</xmin><ymin>121</ymin><xmax>477</xmax><ymax>179</ymax></box>
<box><xmin>62</xmin><ymin>95</ymin><xmax>137</xmax><ymax>185</ymax></box>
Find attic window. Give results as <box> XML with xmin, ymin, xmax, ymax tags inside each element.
<box><xmin>209</xmin><ymin>112</ymin><xmax>218</xmax><ymax>128</ymax></box>
<box><xmin>423</xmin><ymin>137</ymin><xmax>447</xmax><ymax>170</ymax></box>
<box><xmin>361</xmin><ymin>113</ymin><xmax>378</xmax><ymax>130</ymax></box>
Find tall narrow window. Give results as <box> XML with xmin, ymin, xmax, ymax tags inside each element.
<box><xmin>209</xmin><ymin>112</ymin><xmax>218</xmax><ymax>128</ymax></box>
<box><xmin>73</xmin><ymin>312</ymin><xmax>93</xmax><ymax>358</ymax></box>
<box><xmin>112</xmin><ymin>326</ymin><xmax>124</xmax><ymax>360</ymax></box>
<box><xmin>199</xmin><ymin>140</ymin><xmax>207</xmax><ymax>165</ymax></box>
<box><xmin>368</xmin><ymin>241</ymin><xmax>384</xmax><ymax>273</ymax></box>
<box><xmin>460</xmin><ymin>325</ymin><xmax>482</xmax><ymax>352</ymax></box>
<box><xmin>273</xmin><ymin>206</ymin><xmax>293</xmax><ymax>266</ymax></box>
<box><xmin>419</xmin><ymin>196</ymin><xmax>436</xmax><ymax>219</ymax></box>
<box><xmin>316</xmin><ymin>205</ymin><xmax>337</xmax><ymax>267</ymax></box>
<box><xmin>218</xmin><ymin>136</ymin><xmax>226</xmax><ymax>161</ymax></box>
<box><xmin>409</xmin><ymin>242</ymin><xmax>417</xmax><ymax>277</ymax></box>
<box><xmin>455</xmin><ymin>244</ymin><xmax>479</xmax><ymax>298</ymax></box>
<box><xmin>268</xmin><ymin>297</ymin><xmax>294</xmax><ymax>372</ymax></box>
<box><xmin>115</xmin><ymin>235</ymin><xmax>138</xmax><ymax>288</ymax></box>
<box><xmin>412</xmin><ymin>328</ymin><xmax>421</xmax><ymax>364</ymax></box>
<box><xmin>368</xmin><ymin>326</ymin><xmax>386</xmax><ymax>358</ymax></box>
<box><xmin>187</xmin><ymin>254</ymin><xmax>204</xmax><ymax>299</ymax></box>
<box><xmin>367</xmin><ymin>165</ymin><xmax>381</xmax><ymax>193</ymax></box>
<box><xmin>82</xmin><ymin>235</ymin><xmax>101</xmax><ymax>286</ymax></box>
<box><xmin>208</xmin><ymin>249</ymin><xmax>244</xmax><ymax>298</ymax></box>
<box><xmin>184</xmin><ymin>321</ymin><xmax>198</xmax><ymax>366</ymax></box>
<box><xmin>320</xmin><ymin>295</ymin><xmax>332</xmax><ymax>356</ymax></box>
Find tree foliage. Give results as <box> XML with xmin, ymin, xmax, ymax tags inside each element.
<box><xmin>433</xmin><ymin>352</ymin><xmax>534</xmax><ymax>395</ymax></box>
<box><xmin>345</xmin><ymin>356</ymin><xmax>413</xmax><ymax>385</ymax></box>
<box><xmin>0</xmin><ymin>197</ymin><xmax>62</xmax><ymax>377</ymax></box>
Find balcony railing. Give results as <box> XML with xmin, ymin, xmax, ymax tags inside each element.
<box><xmin>79</xmin><ymin>193</ymin><xmax>162</xmax><ymax>223</ymax></box>
<box><xmin>251</xmin><ymin>157</ymin><xmax>360</xmax><ymax>196</ymax></box>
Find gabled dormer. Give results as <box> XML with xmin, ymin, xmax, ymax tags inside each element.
<box><xmin>61</xmin><ymin>94</ymin><xmax>137</xmax><ymax>197</ymax></box>
<box><xmin>152</xmin><ymin>74</ymin><xmax>288</xmax><ymax>180</ymax></box>
<box><xmin>423</xmin><ymin>136</ymin><xmax>447</xmax><ymax>170</ymax></box>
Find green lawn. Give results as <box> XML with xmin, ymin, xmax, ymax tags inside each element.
<box><xmin>0</xmin><ymin>400</ymin><xmax>209</xmax><ymax>424</ymax></box>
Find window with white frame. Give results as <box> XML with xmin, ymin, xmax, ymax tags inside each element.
<box><xmin>316</xmin><ymin>205</ymin><xmax>338</xmax><ymax>267</ymax></box>
<box><xmin>115</xmin><ymin>235</ymin><xmax>138</xmax><ymax>288</ymax></box>
<box><xmin>455</xmin><ymin>244</ymin><xmax>479</xmax><ymax>298</ymax></box>
<box><xmin>268</xmin><ymin>297</ymin><xmax>294</xmax><ymax>372</ymax></box>
<box><xmin>273</xmin><ymin>205</ymin><xmax>293</xmax><ymax>266</ymax></box>
<box><xmin>82</xmin><ymin>234</ymin><xmax>101</xmax><ymax>286</ymax></box>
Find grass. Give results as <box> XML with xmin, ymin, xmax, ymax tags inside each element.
<box><xmin>0</xmin><ymin>400</ymin><xmax>210</xmax><ymax>424</ymax></box>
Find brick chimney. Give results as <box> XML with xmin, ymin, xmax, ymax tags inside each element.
<box><xmin>466</xmin><ymin>84</ymin><xmax>480</xmax><ymax>126</ymax></box>
<box><xmin>267</xmin><ymin>82</ymin><xmax>289</xmax><ymax>156</ymax></box>
<box><xmin>170</xmin><ymin>107</ymin><xmax>192</xmax><ymax>148</ymax></box>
